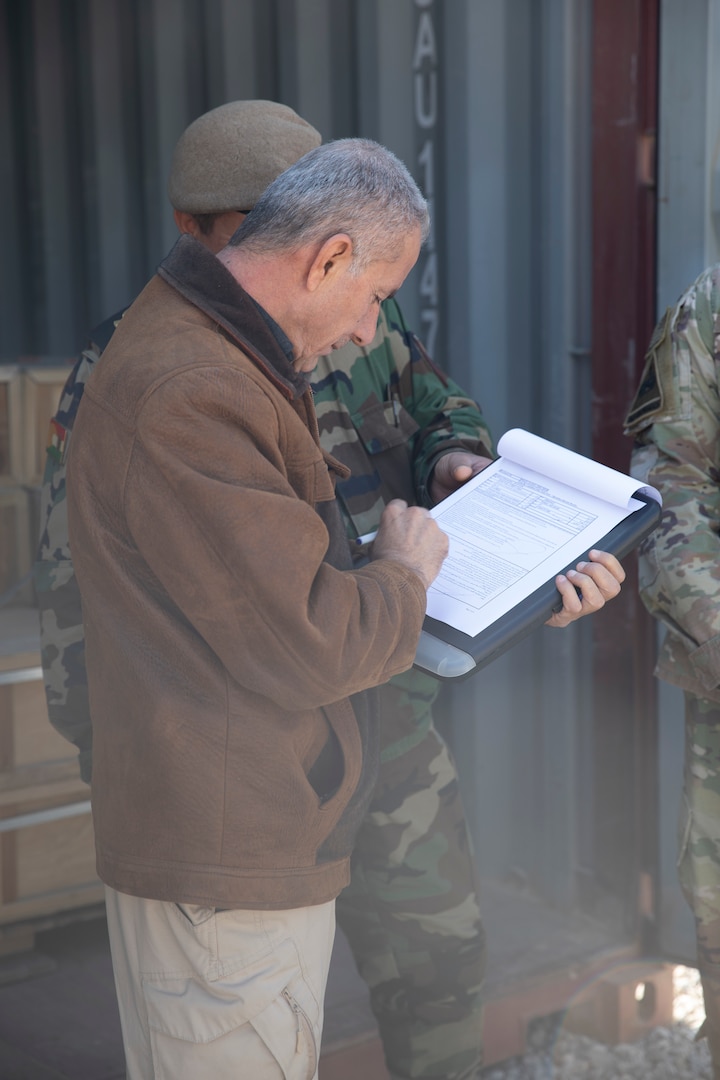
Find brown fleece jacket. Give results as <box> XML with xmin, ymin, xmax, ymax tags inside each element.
<box><xmin>66</xmin><ymin>236</ymin><xmax>427</xmax><ymax>910</ymax></box>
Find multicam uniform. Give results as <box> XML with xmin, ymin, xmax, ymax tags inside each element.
<box><xmin>625</xmin><ymin>264</ymin><xmax>720</xmax><ymax>1075</ymax></box>
<box><xmin>35</xmin><ymin>298</ymin><xmax>492</xmax><ymax>1080</ymax></box>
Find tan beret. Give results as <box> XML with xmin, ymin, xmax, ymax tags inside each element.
<box><xmin>167</xmin><ymin>100</ymin><xmax>322</xmax><ymax>214</ymax></box>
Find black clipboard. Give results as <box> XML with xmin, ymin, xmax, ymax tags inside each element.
<box><xmin>413</xmin><ymin>492</ymin><xmax>662</xmax><ymax>681</ymax></box>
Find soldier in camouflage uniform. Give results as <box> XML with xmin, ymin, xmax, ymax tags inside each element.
<box><xmin>35</xmin><ymin>102</ymin><xmax>492</xmax><ymax>1080</ymax></box>
<box><xmin>314</xmin><ymin>305</ymin><xmax>493</xmax><ymax>1080</ymax></box>
<box><xmin>626</xmin><ymin>263</ymin><xmax>720</xmax><ymax>1077</ymax></box>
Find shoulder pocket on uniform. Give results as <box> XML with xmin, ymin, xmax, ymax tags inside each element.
<box><xmin>624</xmin><ymin>308</ymin><xmax>678</xmax><ymax>435</ymax></box>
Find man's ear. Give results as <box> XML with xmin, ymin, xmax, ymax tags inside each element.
<box><xmin>174</xmin><ymin>209</ymin><xmax>201</xmax><ymax>238</ymax></box>
<box><xmin>306</xmin><ymin>234</ymin><xmax>354</xmax><ymax>292</ymax></box>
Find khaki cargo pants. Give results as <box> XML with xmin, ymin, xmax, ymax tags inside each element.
<box><xmin>104</xmin><ymin>885</ymin><xmax>335</xmax><ymax>1079</ymax></box>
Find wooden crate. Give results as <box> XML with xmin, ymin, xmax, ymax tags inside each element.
<box><xmin>0</xmin><ymin>485</ymin><xmax>34</xmax><ymax>606</ymax></box>
<box><xmin>0</xmin><ymin>363</ymin><xmax>71</xmax><ymax>486</ymax></box>
<box><xmin>20</xmin><ymin>364</ymin><xmax>73</xmax><ymax>486</ymax></box>
<box><xmin>0</xmin><ymin>366</ymin><xmax>22</xmax><ymax>485</ymax></box>
<box><xmin>0</xmin><ymin>788</ymin><xmax>100</xmax><ymax>930</ymax></box>
<box><xmin>1</xmin><ymin>669</ymin><xmax>78</xmax><ymax>772</ymax></box>
<box><xmin>0</xmin><ymin>361</ymin><xmax>101</xmax><ymax>951</ymax></box>
<box><xmin>0</xmin><ymin>607</ymin><xmax>101</xmax><ymax>941</ymax></box>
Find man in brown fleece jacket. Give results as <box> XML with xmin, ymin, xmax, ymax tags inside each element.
<box><xmin>65</xmin><ymin>137</ymin><xmax>444</xmax><ymax>1080</ymax></box>
<box><xmin>66</xmin><ymin>135</ymin><xmax>625</xmax><ymax>1080</ymax></box>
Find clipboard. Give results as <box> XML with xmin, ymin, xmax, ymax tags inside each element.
<box><xmin>413</xmin><ymin>492</ymin><xmax>662</xmax><ymax>681</ymax></box>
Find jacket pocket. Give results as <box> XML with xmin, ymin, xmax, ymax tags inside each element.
<box><xmin>286</xmin><ymin>446</ymin><xmax>336</xmax><ymax>506</ymax></box>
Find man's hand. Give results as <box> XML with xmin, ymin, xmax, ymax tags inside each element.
<box><xmin>429</xmin><ymin>451</ymin><xmax>494</xmax><ymax>504</ymax></box>
<box><xmin>371</xmin><ymin>499</ymin><xmax>449</xmax><ymax>589</ymax></box>
<box><xmin>545</xmin><ymin>549</ymin><xmax>625</xmax><ymax>628</ymax></box>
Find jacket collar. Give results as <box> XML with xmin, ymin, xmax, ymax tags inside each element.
<box><xmin>157</xmin><ymin>234</ymin><xmax>308</xmax><ymax>401</ymax></box>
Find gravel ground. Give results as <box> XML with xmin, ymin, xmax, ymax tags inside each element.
<box><xmin>481</xmin><ymin>966</ymin><xmax>714</xmax><ymax>1079</ymax></box>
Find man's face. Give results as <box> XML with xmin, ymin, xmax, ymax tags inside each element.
<box><xmin>292</xmin><ymin>227</ymin><xmax>422</xmax><ymax>373</ymax></box>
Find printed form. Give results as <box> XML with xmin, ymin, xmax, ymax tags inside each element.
<box><xmin>426</xmin><ymin>429</ymin><xmax>660</xmax><ymax>637</ymax></box>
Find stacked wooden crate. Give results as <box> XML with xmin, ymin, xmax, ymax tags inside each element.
<box><xmin>0</xmin><ymin>363</ymin><xmax>103</xmax><ymax>955</ymax></box>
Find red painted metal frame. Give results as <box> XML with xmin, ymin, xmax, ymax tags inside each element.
<box><xmin>590</xmin><ymin>0</ymin><xmax>660</xmax><ymax>944</ymax></box>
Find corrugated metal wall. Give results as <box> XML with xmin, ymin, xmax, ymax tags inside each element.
<box><xmin>1</xmin><ymin>0</ymin><xmax>593</xmax><ymax>439</ymax></box>
<box><xmin>2</xmin><ymin>0</ymin><xmax>635</xmax><ymax>923</ymax></box>
<box><xmin>0</xmin><ymin>0</ymin><xmax>364</xmax><ymax>360</ymax></box>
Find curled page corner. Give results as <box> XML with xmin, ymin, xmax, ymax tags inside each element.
<box><xmin>633</xmin><ymin>483</ymin><xmax>662</xmax><ymax>506</ymax></box>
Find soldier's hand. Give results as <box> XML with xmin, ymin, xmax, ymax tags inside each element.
<box><xmin>545</xmin><ymin>549</ymin><xmax>625</xmax><ymax>628</ymax></box>
<box><xmin>429</xmin><ymin>451</ymin><xmax>494</xmax><ymax>504</ymax></box>
<box><xmin>371</xmin><ymin>500</ymin><xmax>449</xmax><ymax>589</ymax></box>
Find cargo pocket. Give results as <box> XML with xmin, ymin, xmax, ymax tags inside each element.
<box><xmin>143</xmin><ymin>938</ymin><xmax>319</xmax><ymax>1080</ymax></box>
<box><xmin>353</xmin><ymin>398</ymin><xmax>419</xmax><ymax>453</ymax></box>
<box><xmin>349</xmin><ymin>399</ymin><xmax>419</xmax><ymax>505</ymax></box>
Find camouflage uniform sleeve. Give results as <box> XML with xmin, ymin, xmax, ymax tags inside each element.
<box><xmin>381</xmin><ymin>300</ymin><xmax>495</xmax><ymax>505</ymax></box>
<box><xmin>625</xmin><ymin>264</ymin><xmax>720</xmax><ymax>698</ymax></box>
<box><xmin>34</xmin><ymin>347</ymin><xmax>101</xmax><ymax>783</ymax></box>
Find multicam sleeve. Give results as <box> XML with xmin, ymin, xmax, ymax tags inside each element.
<box><xmin>380</xmin><ymin>301</ymin><xmax>495</xmax><ymax>505</ymax></box>
<box><xmin>34</xmin><ymin>349</ymin><xmax>99</xmax><ymax>783</ymax></box>
<box><xmin>626</xmin><ymin>266</ymin><xmax>720</xmax><ymax>693</ymax></box>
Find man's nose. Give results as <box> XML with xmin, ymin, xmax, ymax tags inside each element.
<box><xmin>351</xmin><ymin>307</ymin><xmax>380</xmax><ymax>347</ymax></box>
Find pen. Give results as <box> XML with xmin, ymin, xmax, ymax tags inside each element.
<box><xmin>355</xmin><ymin>530</ymin><xmax>378</xmax><ymax>546</ymax></box>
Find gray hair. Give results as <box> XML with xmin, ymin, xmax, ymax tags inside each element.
<box><xmin>227</xmin><ymin>138</ymin><xmax>429</xmax><ymax>272</ymax></box>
